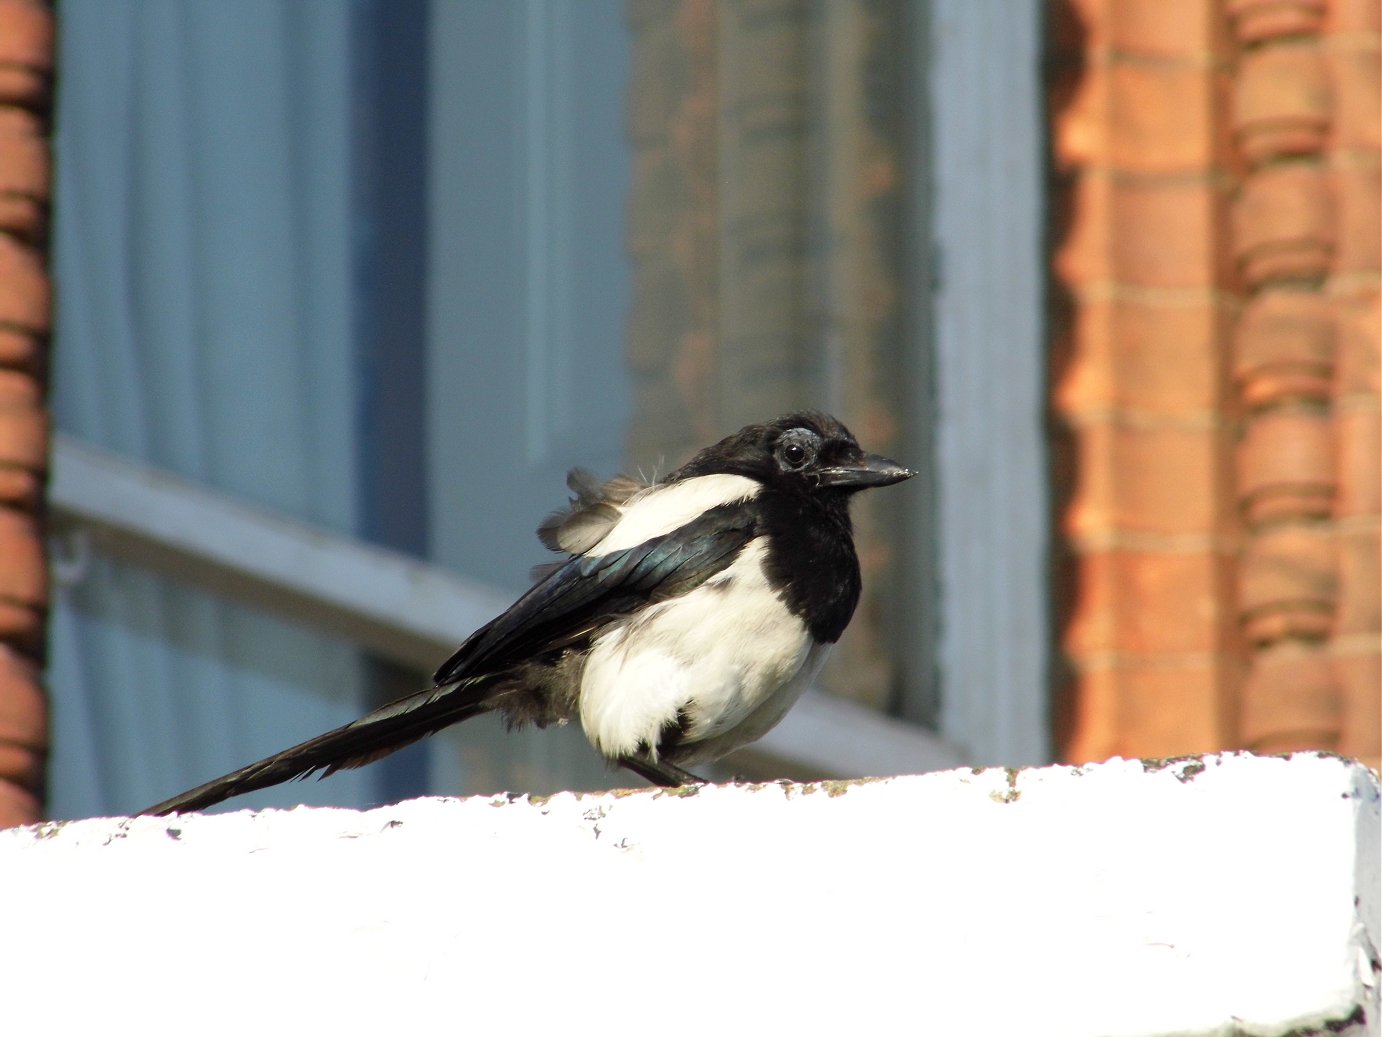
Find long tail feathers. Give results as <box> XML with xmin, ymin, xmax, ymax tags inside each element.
<box><xmin>141</xmin><ymin>682</ymin><xmax>490</xmax><ymax>816</ymax></box>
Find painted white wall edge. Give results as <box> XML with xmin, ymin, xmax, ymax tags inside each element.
<box><xmin>2</xmin><ymin>752</ymin><xmax>1376</xmax><ymax>1037</ymax></box>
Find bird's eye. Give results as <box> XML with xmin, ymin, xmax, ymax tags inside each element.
<box><xmin>776</xmin><ymin>429</ymin><xmax>819</xmax><ymax>471</ymax></box>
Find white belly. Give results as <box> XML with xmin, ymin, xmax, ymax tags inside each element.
<box><xmin>578</xmin><ymin>539</ymin><xmax>820</xmax><ymax>762</ymax></box>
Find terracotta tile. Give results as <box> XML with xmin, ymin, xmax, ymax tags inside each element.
<box><xmin>1334</xmin><ymin>652</ymin><xmax>1381</xmax><ymax>760</ymax></box>
<box><xmin>1239</xmin><ymin>643</ymin><xmax>1341</xmax><ymax>749</ymax></box>
<box><xmin>1331</xmin><ymin>164</ymin><xmax>1381</xmax><ymax>277</ymax></box>
<box><xmin>1237</xmin><ymin>409</ymin><xmax>1335</xmax><ymax>523</ymax></box>
<box><xmin>1227</xmin><ymin>0</ymin><xmax>1326</xmax><ymax>43</ymax></box>
<box><xmin>1232</xmin><ymin>164</ymin><xmax>1334</xmax><ymax>286</ymax></box>
<box><xmin>0</xmin><ymin>780</ymin><xmax>39</xmax><ymax>828</ymax></box>
<box><xmin>1333</xmin><ymin>293</ymin><xmax>1380</xmax><ymax>395</ymax></box>
<box><xmin>0</xmin><ymin>468</ymin><xmax>38</xmax><ymax>509</ymax></box>
<box><xmin>1325</xmin><ymin>0</ymin><xmax>1381</xmax><ymax>33</ymax></box>
<box><xmin>1326</xmin><ymin>46</ymin><xmax>1382</xmax><ymax>151</ymax></box>
<box><xmin>0</xmin><ymin>645</ymin><xmax>44</xmax><ymax>758</ymax></box>
<box><xmin>0</xmin><ymin>327</ymin><xmax>42</xmax><ymax>370</ymax></box>
<box><xmin>0</xmin><ymin>128</ymin><xmax>46</xmax><ymax>192</ymax></box>
<box><xmin>1334</xmin><ymin>525</ymin><xmax>1381</xmax><ymax>634</ymax></box>
<box><xmin>0</xmin><ymin>0</ymin><xmax>54</xmax><ymax>70</ymax></box>
<box><xmin>0</xmin><ymin>505</ymin><xmax>43</xmax><ymax>606</ymax></box>
<box><xmin>0</xmin><ymin>236</ymin><xmax>49</xmax><ymax>334</ymax></box>
<box><xmin>1232</xmin><ymin>41</ymin><xmax>1329</xmax><ymax>163</ymax></box>
<box><xmin>0</xmin><ymin>408</ymin><xmax>46</xmax><ymax>472</ymax></box>
<box><xmin>1238</xmin><ymin>524</ymin><xmax>1337</xmax><ymax>642</ymax></box>
<box><xmin>1234</xmin><ymin>289</ymin><xmax>1334</xmax><ymax>407</ymax></box>
<box><xmin>1334</xmin><ymin>405</ymin><xmax>1381</xmax><ymax>517</ymax></box>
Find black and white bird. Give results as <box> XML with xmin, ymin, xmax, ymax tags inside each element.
<box><xmin>144</xmin><ymin>412</ymin><xmax>912</xmax><ymax>815</ymax></box>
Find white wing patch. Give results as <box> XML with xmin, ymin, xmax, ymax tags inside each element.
<box><xmin>591</xmin><ymin>474</ymin><xmax>760</xmax><ymax>554</ymax></box>
<box><xmin>579</xmin><ymin>538</ymin><xmax>817</xmax><ymax>762</ymax></box>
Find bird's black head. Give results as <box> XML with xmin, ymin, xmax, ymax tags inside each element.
<box><xmin>670</xmin><ymin>411</ymin><xmax>913</xmax><ymax>499</ymax></box>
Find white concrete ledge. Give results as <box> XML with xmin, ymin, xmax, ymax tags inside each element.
<box><xmin>2</xmin><ymin>753</ymin><xmax>1377</xmax><ymax>1036</ymax></box>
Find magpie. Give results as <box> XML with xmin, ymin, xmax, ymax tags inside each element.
<box><xmin>143</xmin><ymin>411</ymin><xmax>912</xmax><ymax>815</ymax></box>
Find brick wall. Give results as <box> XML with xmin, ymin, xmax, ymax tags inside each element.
<box><xmin>1051</xmin><ymin>0</ymin><xmax>1378</xmax><ymax>769</ymax></box>
<box><xmin>0</xmin><ymin>0</ymin><xmax>52</xmax><ymax>824</ymax></box>
<box><xmin>1050</xmin><ymin>0</ymin><xmax>1244</xmax><ymax>761</ymax></box>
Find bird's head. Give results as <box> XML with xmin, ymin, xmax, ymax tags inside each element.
<box><xmin>671</xmin><ymin>411</ymin><xmax>914</xmax><ymax>499</ymax></box>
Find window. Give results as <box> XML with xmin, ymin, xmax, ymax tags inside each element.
<box><xmin>49</xmin><ymin>0</ymin><xmax>1043</xmax><ymax>819</ymax></box>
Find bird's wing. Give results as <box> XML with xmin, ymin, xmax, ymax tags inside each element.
<box><xmin>536</xmin><ymin>468</ymin><xmax>648</xmax><ymax>555</ymax></box>
<box><xmin>141</xmin><ymin>501</ymin><xmax>758</xmax><ymax>817</ymax></box>
<box><xmin>435</xmin><ymin>499</ymin><xmax>758</xmax><ymax>684</ymax></box>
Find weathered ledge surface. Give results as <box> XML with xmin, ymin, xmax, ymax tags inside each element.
<box><xmin>1</xmin><ymin>752</ymin><xmax>1376</xmax><ymax>1036</ymax></box>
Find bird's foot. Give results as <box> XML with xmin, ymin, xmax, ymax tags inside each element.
<box><xmin>617</xmin><ymin>754</ymin><xmax>708</xmax><ymax>789</ymax></box>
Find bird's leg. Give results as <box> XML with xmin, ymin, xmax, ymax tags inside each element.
<box><xmin>617</xmin><ymin>753</ymin><xmax>708</xmax><ymax>788</ymax></box>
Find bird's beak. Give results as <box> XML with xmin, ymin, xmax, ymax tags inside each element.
<box><xmin>815</xmin><ymin>453</ymin><xmax>915</xmax><ymax>490</ymax></box>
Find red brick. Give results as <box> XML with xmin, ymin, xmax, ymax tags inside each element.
<box><xmin>1055</xmin><ymin>293</ymin><xmax>1236</xmax><ymax>414</ymax></box>
<box><xmin>1333</xmin><ymin>293</ymin><xmax>1380</xmax><ymax>395</ymax></box>
<box><xmin>0</xmin><ymin>328</ymin><xmax>42</xmax><ymax>371</ymax></box>
<box><xmin>0</xmin><ymin>506</ymin><xmax>43</xmax><ymax>607</ymax></box>
<box><xmin>1234</xmin><ymin>289</ymin><xmax>1334</xmax><ymax>406</ymax></box>
<box><xmin>1334</xmin><ymin>526</ymin><xmax>1381</xmax><ymax>634</ymax></box>
<box><xmin>1062</xmin><ymin>662</ymin><xmax>1232</xmax><ymax>762</ymax></box>
<box><xmin>1056</xmin><ymin>663</ymin><xmax>1123</xmax><ymax>765</ymax></box>
<box><xmin>0</xmin><ymin>130</ymin><xmax>46</xmax><ymax>198</ymax></box>
<box><xmin>1335</xmin><ymin>405</ymin><xmax>1381</xmax><ymax>517</ymax></box>
<box><xmin>0</xmin><ymin>129</ymin><xmax>48</xmax><ymax>241</ymax></box>
<box><xmin>1113</xmin><ymin>178</ymin><xmax>1234</xmax><ymax>289</ymax></box>
<box><xmin>0</xmin><ymin>601</ymin><xmax>41</xmax><ymax>655</ymax></box>
<box><xmin>1325</xmin><ymin>0</ymin><xmax>1381</xmax><ymax>33</ymax></box>
<box><xmin>1232</xmin><ymin>42</ymin><xmax>1329</xmax><ymax>163</ymax></box>
<box><xmin>1052</xmin><ymin>55</ymin><xmax>1109</xmax><ymax>168</ymax></box>
<box><xmin>1238</xmin><ymin>524</ymin><xmax>1336</xmax><ymax>642</ymax></box>
<box><xmin>1121</xmin><ymin>664</ymin><xmax>1237</xmax><ymax>755</ymax></box>
<box><xmin>1227</xmin><ymin>0</ymin><xmax>1326</xmax><ymax>43</ymax></box>
<box><xmin>0</xmin><ymin>645</ymin><xmax>44</xmax><ymax>773</ymax></box>
<box><xmin>0</xmin><ymin>399</ymin><xmax>45</xmax><ymax>472</ymax></box>
<box><xmin>0</xmin><ymin>235</ymin><xmax>48</xmax><ymax>334</ymax></box>
<box><xmin>1333</xmin><ymin>652</ymin><xmax>1381</xmax><ymax>762</ymax></box>
<box><xmin>1232</xmin><ymin>164</ymin><xmax>1334</xmax><ymax>286</ymax></box>
<box><xmin>1055</xmin><ymin>170</ymin><xmax>1113</xmax><ymax>284</ymax></box>
<box><xmin>1109</xmin><ymin>59</ymin><xmax>1225</xmax><ymax>173</ymax></box>
<box><xmin>1060</xmin><ymin>174</ymin><xmax>1233</xmax><ymax>289</ymax></box>
<box><xmin>1331</xmin><ymin>164</ymin><xmax>1381</xmax><ymax>277</ymax></box>
<box><xmin>1064</xmin><ymin>547</ymin><xmax>1236</xmax><ymax>656</ymax></box>
<box><xmin>1109</xmin><ymin>0</ymin><xmax>1232</xmax><ymax>57</ymax></box>
<box><xmin>1326</xmin><ymin>46</ymin><xmax>1382</xmax><ymax>151</ymax></box>
<box><xmin>1063</xmin><ymin>418</ymin><xmax>1231</xmax><ymax>538</ymax></box>
<box><xmin>0</xmin><ymin>0</ymin><xmax>53</xmax><ymax>71</ymax></box>
<box><xmin>1237</xmin><ymin>409</ymin><xmax>1335</xmax><ymax>523</ymax></box>
<box><xmin>0</xmin><ymin>778</ymin><xmax>38</xmax><ymax>828</ymax></box>
<box><xmin>1239</xmin><ymin>643</ymin><xmax>1341</xmax><ymax>750</ymax></box>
